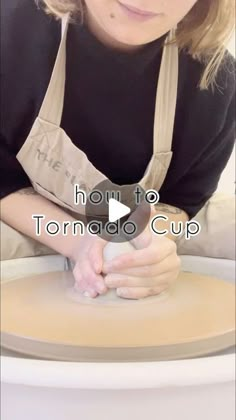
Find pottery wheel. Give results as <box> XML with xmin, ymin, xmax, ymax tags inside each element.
<box><xmin>1</xmin><ymin>267</ymin><xmax>235</xmax><ymax>361</ymax></box>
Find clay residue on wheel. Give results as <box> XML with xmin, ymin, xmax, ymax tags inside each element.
<box><xmin>66</xmin><ymin>286</ymin><xmax>169</xmax><ymax>306</ymax></box>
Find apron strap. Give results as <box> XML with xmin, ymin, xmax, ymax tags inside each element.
<box><xmin>153</xmin><ymin>29</ymin><xmax>179</xmax><ymax>154</ymax></box>
<box><xmin>38</xmin><ymin>13</ymin><xmax>70</xmax><ymax>125</ymax></box>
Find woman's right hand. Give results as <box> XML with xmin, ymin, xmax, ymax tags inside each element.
<box><xmin>71</xmin><ymin>233</ymin><xmax>108</xmax><ymax>298</ymax></box>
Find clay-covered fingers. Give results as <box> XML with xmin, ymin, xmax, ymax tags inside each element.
<box><xmin>73</xmin><ymin>259</ymin><xmax>107</xmax><ymax>298</ymax></box>
<box><xmin>105</xmin><ymin>268</ymin><xmax>179</xmax><ymax>289</ymax></box>
<box><xmin>104</xmin><ymin>253</ymin><xmax>181</xmax><ymax>277</ymax></box>
<box><xmin>103</xmin><ymin>238</ymin><xmax>177</xmax><ymax>273</ymax></box>
<box><xmin>74</xmin><ymin>281</ymin><xmax>98</xmax><ymax>299</ymax></box>
<box><xmin>88</xmin><ymin>237</ymin><xmax>107</xmax><ymax>274</ymax></box>
<box><xmin>71</xmin><ymin>233</ymin><xmax>108</xmax><ymax>298</ymax></box>
<box><xmin>116</xmin><ymin>284</ymin><xmax>169</xmax><ymax>300</ymax></box>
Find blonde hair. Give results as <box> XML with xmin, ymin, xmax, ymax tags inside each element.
<box><xmin>40</xmin><ymin>0</ymin><xmax>235</xmax><ymax>90</ymax></box>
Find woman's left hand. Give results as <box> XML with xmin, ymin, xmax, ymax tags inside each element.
<box><xmin>103</xmin><ymin>232</ymin><xmax>181</xmax><ymax>299</ymax></box>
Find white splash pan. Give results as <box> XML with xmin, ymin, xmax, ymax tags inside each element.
<box><xmin>1</xmin><ymin>254</ymin><xmax>235</xmax><ymax>420</ymax></box>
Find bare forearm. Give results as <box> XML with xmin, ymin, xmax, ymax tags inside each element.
<box><xmin>151</xmin><ymin>202</ymin><xmax>189</xmax><ymax>241</ymax></box>
<box><xmin>1</xmin><ymin>187</ymin><xmax>79</xmax><ymax>259</ymax></box>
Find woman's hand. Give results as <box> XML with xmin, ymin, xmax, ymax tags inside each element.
<box><xmin>71</xmin><ymin>233</ymin><xmax>108</xmax><ymax>298</ymax></box>
<box><xmin>103</xmin><ymin>231</ymin><xmax>181</xmax><ymax>299</ymax></box>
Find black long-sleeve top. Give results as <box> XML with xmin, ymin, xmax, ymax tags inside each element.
<box><xmin>1</xmin><ymin>0</ymin><xmax>235</xmax><ymax>217</ymax></box>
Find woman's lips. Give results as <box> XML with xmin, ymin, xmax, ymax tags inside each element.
<box><xmin>117</xmin><ymin>1</ymin><xmax>161</xmax><ymax>21</ymax></box>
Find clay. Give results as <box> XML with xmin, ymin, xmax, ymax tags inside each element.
<box><xmin>103</xmin><ymin>240</ymin><xmax>134</xmax><ymax>261</ymax></box>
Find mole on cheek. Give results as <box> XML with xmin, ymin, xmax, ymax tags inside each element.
<box><xmin>110</xmin><ymin>13</ymin><xmax>115</xmax><ymax>18</ymax></box>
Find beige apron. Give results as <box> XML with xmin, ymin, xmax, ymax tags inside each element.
<box><xmin>1</xmin><ymin>12</ymin><xmax>179</xmax><ymax>260</ymax></box>
<box><xmin>16</xmin><ymin>13</ymin><xmax>178</xmax><ymax>211</ymax></box>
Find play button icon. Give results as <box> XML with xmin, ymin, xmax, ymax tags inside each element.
<box><xmin>108</xmin><ymin>199</ymin><xmax>130</xmax><ymax>223</ymax></box>
<box><xmin>85</xmin><ymin>179</ymin><xmax>151</xmax><ymax>243</ymax></box>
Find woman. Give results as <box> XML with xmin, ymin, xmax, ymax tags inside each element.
<box><xmin>1</xmin><ymin>0</ymin><xmax>235</xmax><ymax>299</ymax></box>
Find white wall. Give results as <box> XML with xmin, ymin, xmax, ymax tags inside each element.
<box><xmin>217</xmin><ymin>32</ymin><xmax>235</xmax><ymax>194</ymax></box>
<box><xmin>228</xmin><ymin>33</ymin><xmax>235</xmax><ymax>55</ymax></box>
